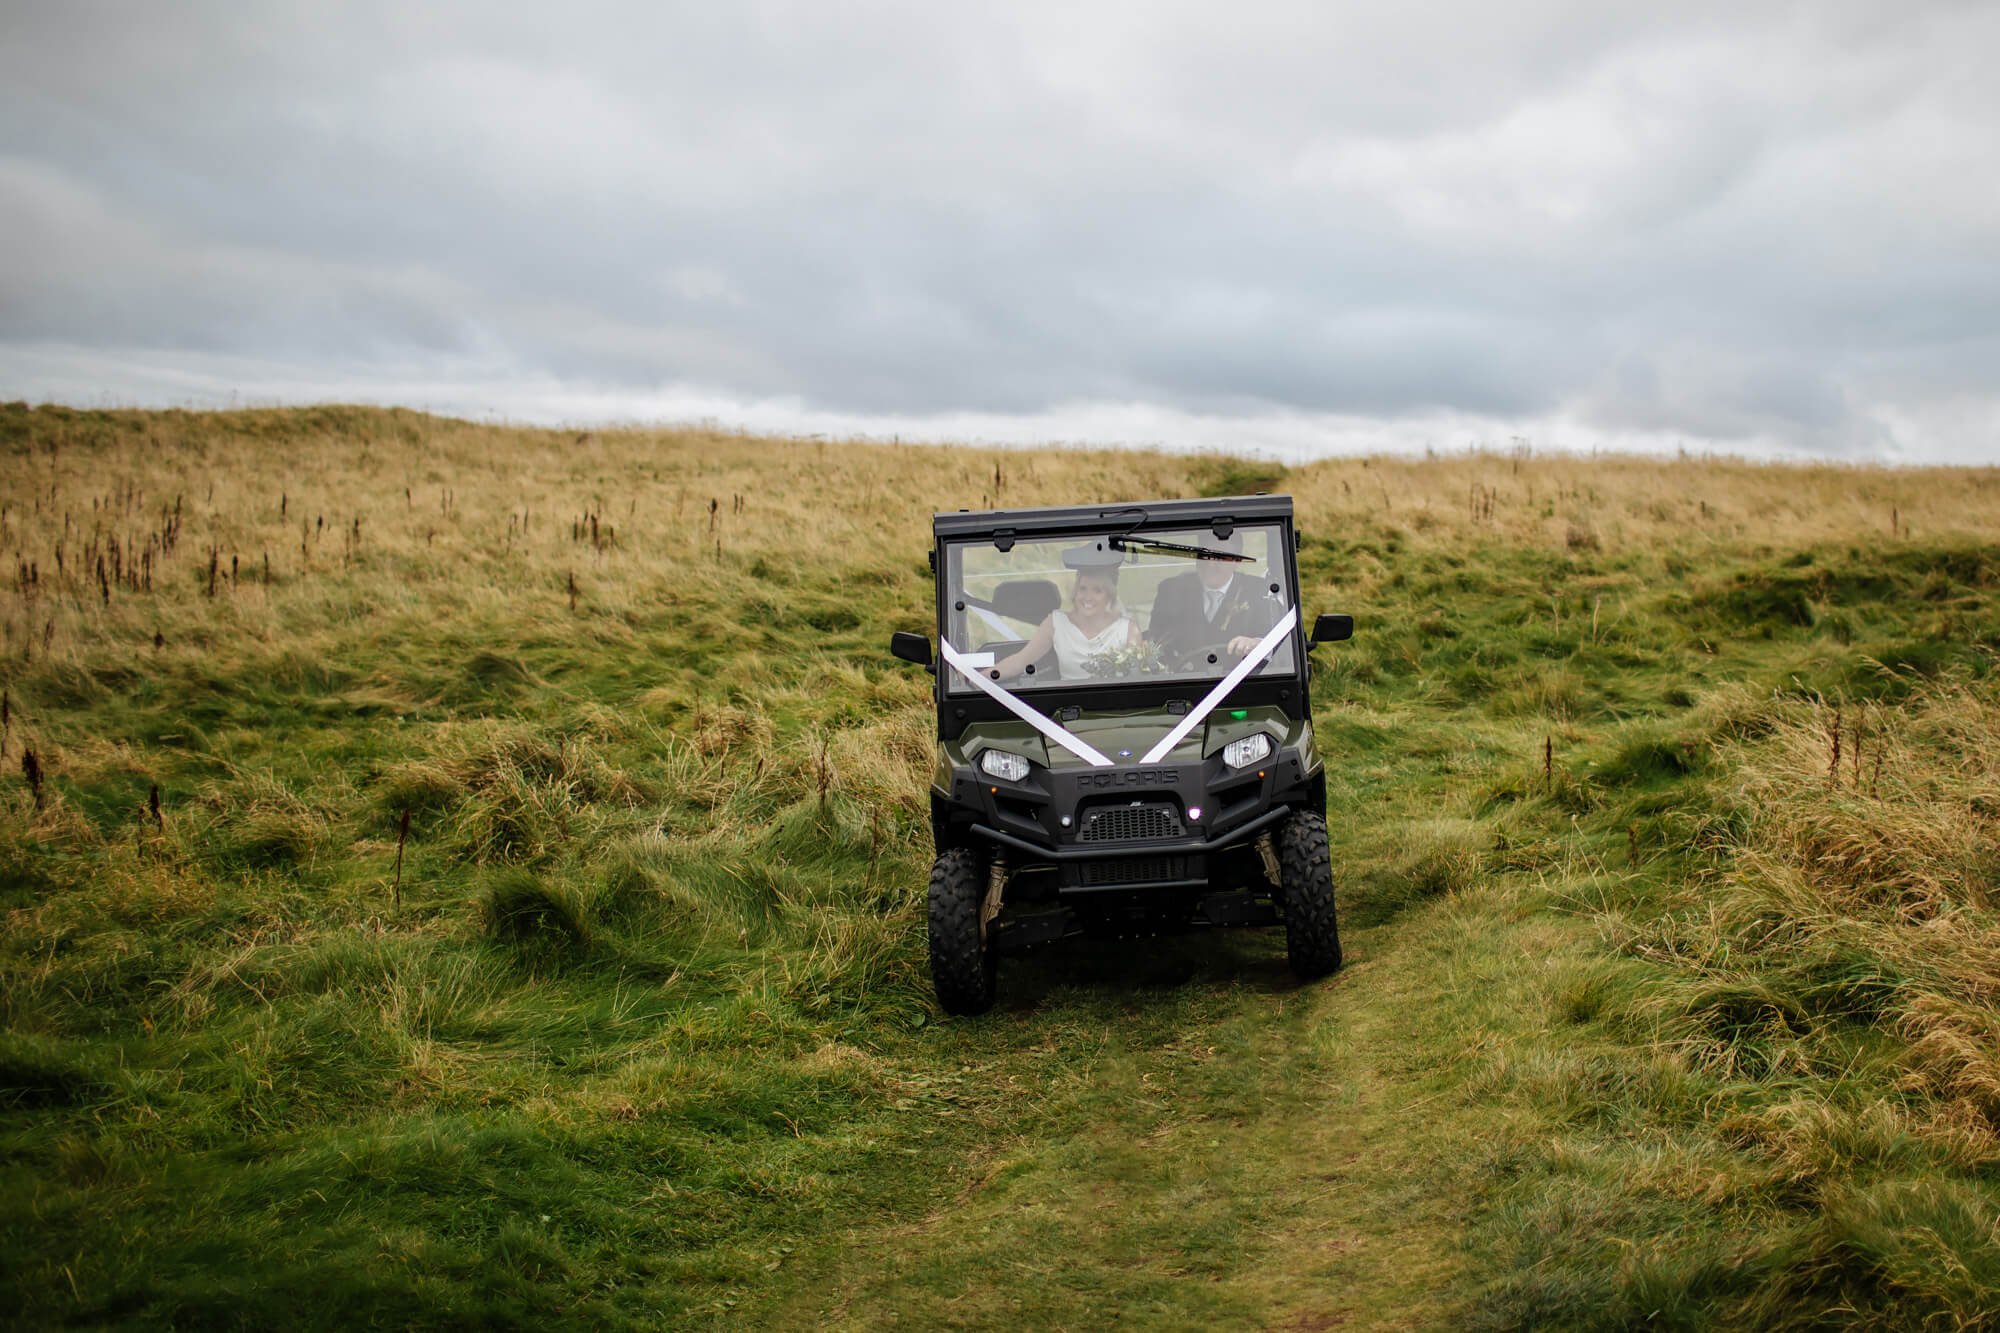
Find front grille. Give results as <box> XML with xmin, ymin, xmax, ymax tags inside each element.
<box><xmin>1078</xmin><ymin>803</ymin><xmax>1184</xmax><ymax>843</ymax></box>
<box><xmin>1079</xmin><ymin>856</ymin><xmax>1186</xmax><ymax>886</ymax></box>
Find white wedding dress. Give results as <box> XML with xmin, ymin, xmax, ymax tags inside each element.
<box><xmin>1049</xmin><ymin>610</ymin><xmax>1133</xmax><ymax>678</ymax></box>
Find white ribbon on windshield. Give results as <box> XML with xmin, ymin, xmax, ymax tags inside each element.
<box><xmin>967</xmin><ymin>604</ymin><xmax>1017</xmax><ymax>640</ymax></box>
<box><xmin>1140</xmin><ymin>607</ymin><xmax>1299</xmax><ymax>765</ymax></box>
<box><xmin>939</xmin><ymin>638</ymin><xmax>1115</xmax><ymax>768</ymax></box>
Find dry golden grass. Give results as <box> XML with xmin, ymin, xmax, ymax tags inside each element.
<box><xmin>6</xmin><ymin>403</ymin><xmax>1997</xmax><ymax>685</ymax></box>
<box><xmin>1627</xmin><ymin>678</ymin><xmax>2000</xmax><ymax>1148</ymax></box>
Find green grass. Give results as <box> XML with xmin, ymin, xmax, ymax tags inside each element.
<box><xmin>2</xmin><ymin>405</ymin><xmax>1998</xmax><ymax>1326</ymax></box>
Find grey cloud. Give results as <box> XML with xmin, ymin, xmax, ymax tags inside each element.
<box><xmin>2</xmin><ymin>1</ymin><xmax>1998</xmax><ymax>459</ymax></box>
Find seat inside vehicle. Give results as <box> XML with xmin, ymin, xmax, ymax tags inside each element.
<box><xmin>989</xmin><ymin>578</ymin><xmax>1060</xmax><ymax>624</ymax></box>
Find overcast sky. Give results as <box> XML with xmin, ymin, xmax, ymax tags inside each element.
<box><xmin>3</xmin><ymin>2</ymin><xmax>1997</xmax><ymax>461</ymax></box>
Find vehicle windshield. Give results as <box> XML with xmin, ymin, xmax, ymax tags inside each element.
<box><xmin>941</xmin><ymin>523</ymin><xmax>1297</xmax><ymax>694</ymax></box>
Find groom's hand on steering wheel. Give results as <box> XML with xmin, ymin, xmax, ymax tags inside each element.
<box><xmin>1226</xmin><ymin>634</ymin><xmax>1261</xmax><ymax>657</ymax></box>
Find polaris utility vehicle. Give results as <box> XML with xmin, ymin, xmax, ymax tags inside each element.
<box><xmin>889</xmin><ymin>495</ymin><xmax>1354</xmax><ymax>1015</ymax></box>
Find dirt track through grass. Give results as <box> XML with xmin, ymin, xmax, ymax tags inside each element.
<box><xmin>4</xmin><ymin>404</ymin><xmax>1999</xmax><ymax>1327</ymax></box>
<box><xmin>772</xmin><ymin>920</ymin><xmax>1470</xmax><ymax>1328</ymax></box>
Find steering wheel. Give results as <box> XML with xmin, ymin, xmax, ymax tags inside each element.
<box><xmin>1162</xmin><ymin>638</ymin><xmax>1236</xmax><ymax>671</ymax></box>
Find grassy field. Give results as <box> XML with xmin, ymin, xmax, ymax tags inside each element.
<box><xmin>2</xmin><ymin>402</ymin><xmax>1998</xmax><ymax>1328</ymax></box>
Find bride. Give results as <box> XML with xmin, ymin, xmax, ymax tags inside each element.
<box><xmin>994</xmin><ymin>551</ymin><xmax>1142</xmax><ymax>681</ymax></box>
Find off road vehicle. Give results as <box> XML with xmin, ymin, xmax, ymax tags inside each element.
<box><xmin>889</xmin><ymin>495</ymin><xmax>1353</xmax><ymax>1014</ymax></box>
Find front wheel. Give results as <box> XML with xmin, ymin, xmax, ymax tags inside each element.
<box><xmin>1279</xmin><ymin>813</ymin><xmax>1342</xmax><ymax>980</ymax></box>
<box><xmin>928</xmin><ymin>847</ymin><xmax>996</xmax><ymax>1015</ymax></box>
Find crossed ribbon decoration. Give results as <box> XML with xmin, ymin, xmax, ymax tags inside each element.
<box><xmin>937</xmin><ymin>606</ymin><xmax>1299</xmax><ymax>768</ymax></box>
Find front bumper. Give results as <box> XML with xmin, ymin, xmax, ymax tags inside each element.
<box><xmin>940</xmin><ymin>749</ymin><xmax>1313</xmax><ymax>893</ymax></box>
<box><xmin>969</xmin><ymin>804</ymin><xmax>1287</xmax><ymax>863</ymax></box>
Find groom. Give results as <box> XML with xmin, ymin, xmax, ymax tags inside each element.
<box><xmin>1146</xmin><ymin>532</ymin><xmax>1282</xmax><ymax>667</ymax></box>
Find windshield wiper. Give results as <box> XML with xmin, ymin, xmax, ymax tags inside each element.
<box><xmin>1092</xmin><ymin>505</ymin><xmax>1250</xmax><ymax>561</ymax></box>
<box><xmin>1108</xmin><ymin>535</ymin><xmax>1250</xmax><ymax>562</ymax></box>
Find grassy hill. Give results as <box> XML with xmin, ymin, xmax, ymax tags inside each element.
<box><xmin>2</xmin><ymin>402</ymin><xmax>1997</xmax><ymax>1327</ymax></box>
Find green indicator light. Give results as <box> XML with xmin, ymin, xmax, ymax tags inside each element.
<box><xmin>1229</xmin><ymin>709</ymin><xmax>1248</xmax><ymax>720</ymax></box>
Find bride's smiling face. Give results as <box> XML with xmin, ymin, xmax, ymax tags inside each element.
<box><xmin>1073</xmin><ymin>572</ymin><xmax>1115</xmax><ymax>617</ymax></box>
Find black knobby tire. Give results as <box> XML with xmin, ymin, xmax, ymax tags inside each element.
<box><xmin>1279</xmin><ymin>812</ymin><xmax>1342</xmax><ymax>980</ymax></box>
<box><xmin>928</xmin><ymin>847</ymin><xmax>996</xmax><ymax>1015</ymax></box>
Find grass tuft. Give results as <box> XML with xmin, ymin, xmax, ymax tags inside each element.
<box><xmin>481</xmin><ymin>871</ymin><xmax>591</xmax><ymax>954</ymax></box>
<box><xmin>0</xmin><ymin>1032</ymin><xmax>110</xmax><ymax>1108</ymax></box>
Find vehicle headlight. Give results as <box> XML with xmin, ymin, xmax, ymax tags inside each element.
<box><xmin>979</xmin><ymin>749</ymin><xmax>1031</xmax><ymax>782</ymax></box>
<box><xmin>1222</xmin><ymin>732</ymin><xmax>1274</xmax><ymax>770</ymax></box>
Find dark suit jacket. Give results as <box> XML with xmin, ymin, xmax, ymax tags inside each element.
<box><xmin>1147</xmin><ymin>570</ymin><xmax>1280</xmax><ymax>664</ymax></box>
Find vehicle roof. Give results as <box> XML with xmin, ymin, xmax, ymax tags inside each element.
<box><xmin>931</xmin><ymin>493</ymin><xmax>1293</xmax><ymax>540</ymax></box>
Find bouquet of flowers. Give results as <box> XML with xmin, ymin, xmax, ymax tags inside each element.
<box><xmin>1082</xmin><ymin>642</ymin><xmax>1168</xmax><ymax>679</ymax></box>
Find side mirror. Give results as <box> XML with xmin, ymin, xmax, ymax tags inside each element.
<box><xmin>1310</xmin><ymin>613</ymin><xmax>1353</xmax><ymax>645</ymax></box>
<box><xmin>890</xmin><ymin>631</ymin><xmax>934</xmax><ymax>667</ymax></box>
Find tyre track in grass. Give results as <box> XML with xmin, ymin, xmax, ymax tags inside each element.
<box><xmin>757</xmin><ymin>889</ymin><xmax>1580</xmax><ymax>1330</ymax></box>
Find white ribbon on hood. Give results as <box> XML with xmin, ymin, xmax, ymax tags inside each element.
<box><xmin>938</xmin><ymin>638</ymin><xmax>1115</xmax><ymax>768</ymax></box>
<box><xmin>1140</xmin><ymin>607</ymin><xmax>1299</xmax><ymax>764</ymax></box>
